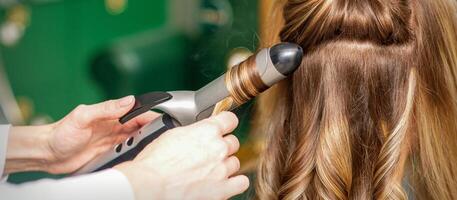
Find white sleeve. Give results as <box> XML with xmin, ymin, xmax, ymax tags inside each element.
<box><xmin>0</xmin><ymin>125</ymin><xmax>135</xmax><ymax>200</ymax></box>
<box><xmin>0</xmin><ymin>124</ymin><xmax>10</xmax><ymax>181</ymax></box>
<box><xmin>0</xmin><ymin>169</ymin><xmax>135</xmax><ymax>200</ymax></box>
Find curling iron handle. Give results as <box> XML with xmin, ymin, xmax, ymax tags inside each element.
<box><xmin>73</xmin><ymin>114</ymin><xmax>177</xmax><ymax>175</ymax></box>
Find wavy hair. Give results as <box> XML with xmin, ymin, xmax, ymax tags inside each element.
<box><xmin>253</xmin><ymin>0</ymin><xmax>457</xmax><ymax>199</ymax></box>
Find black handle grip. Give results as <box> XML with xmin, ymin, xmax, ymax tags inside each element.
<box><xmin>119</xmin><ymin>92</ymin><xmax>172</xmax><ymax>124</ymax></box>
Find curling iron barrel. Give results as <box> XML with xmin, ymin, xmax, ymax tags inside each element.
<box><xmin>74</xmin><ymin>42</ymin><xmax>303</xmax><ymax>175</ymax></box>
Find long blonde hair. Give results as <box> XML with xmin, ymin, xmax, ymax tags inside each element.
<box><xmin>253</xmin><ymin>0</ymin><xmax>457</xmax><ymax>199</ymax></box>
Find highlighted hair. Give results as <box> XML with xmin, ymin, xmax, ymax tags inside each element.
<box><xmin>253</xmin><ymin>0</ymin><xmax>457</xmax><ymax>199</ymax></box>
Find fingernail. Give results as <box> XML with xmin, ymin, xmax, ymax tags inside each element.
<box><xmin>119</xmin><ymin>95</ymin><xmax>134</xmax><ymax>107</ymax></box>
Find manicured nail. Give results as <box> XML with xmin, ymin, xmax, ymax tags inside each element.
<box><xmin>119</xmin><ymin>95</ymin><xmax>134</xmax><ymax>107</ymax></box>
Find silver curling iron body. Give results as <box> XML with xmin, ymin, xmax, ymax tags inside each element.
<box><xmin>74</xmin><ymin>42</ymin><xmax>303</xmax><ymax>175</ymax></box>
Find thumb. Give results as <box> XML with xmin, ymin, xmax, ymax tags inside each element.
<box><xmin>74</xmin><ymin>95</ymin><xmax>135</xmax><ymax>127</ymax></box>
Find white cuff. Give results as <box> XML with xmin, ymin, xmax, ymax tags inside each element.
<box><xmin>0</xmin><ymin>124</ymin><xmax>10</xmax><ymax>179</ymax></box>
<box><xmin>1</xmin><ymin>169</ymin><xmax>135</xmax><ymax>200</ymax></box>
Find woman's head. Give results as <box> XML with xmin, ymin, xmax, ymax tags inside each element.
<box><xmin>254</xmin><ymin>0</ymin><xmax>457</xmax><ymax>199</ymax></box>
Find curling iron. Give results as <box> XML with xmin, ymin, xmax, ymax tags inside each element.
<box><xmin>74</xmin><ymin>42</ymin><xmax>303</xmax><ymax>175</ymax></box>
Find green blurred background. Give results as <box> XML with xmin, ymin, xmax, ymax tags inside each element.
<box><xmin>0</xmin><ymin>0</ymin><xmax>259</xmax><ymax>198</ymax></box>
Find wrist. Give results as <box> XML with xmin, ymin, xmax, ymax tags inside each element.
<box><xmin>4</xmin><ymin>124</ymin><xmax>55</xmax><ymax>174</ymax></box>
<box><xmin>115</xmin><ymin>161</ymin><xmax>165</xmax><ymax>200</ymax></box>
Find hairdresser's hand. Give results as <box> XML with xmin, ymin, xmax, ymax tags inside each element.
<box><xmin>45</xmin><ymin>96</ymin><xmax>159</xmax><ymax>174</ymax></box>
<box><xmin>115</xmin><ymin>112</ymin><xmax>249</xmax><ymax>200</ymax></box>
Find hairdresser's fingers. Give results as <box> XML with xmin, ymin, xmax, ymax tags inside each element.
<box><xmin>221</xmin><ymin>175</ymin><xmax>250</xmax><ymax>199</ymax></box>
<box><xmin>73</xmin><ymin>96</ymin><xmax>135</xmax><ymax>128</ymax></box>
<box><xmin>122</xmin><ymin>111</ymin><xmax>161</xmax><ymax>131</ymax></box>
<box><xmin>207</xmin><ymin>111</ymin><xmax>239</xmax><ymax>136</ymax></box>
<box><xmin>224</xmin><ymin>156</ymin><xmax>241</xmax><ymax>178</ymax></box>
<box><xmin>223</xmin><ymin>134</ymin><xmax>240</xmax><ymax>156</ymax></box>
<box><xmin>120</xmin><ymin>111</ymin><xmax>161</xmax><ymax>133</ymax></box>
<box><xmin>188</xmin><ymin>111</ymin><xmax>239</xmax><ymax>137</ymax></box>
<box><xmin>134</xmin><ymin>111</ymin><xmax>161</xmax><ymax>126</ymax></box>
